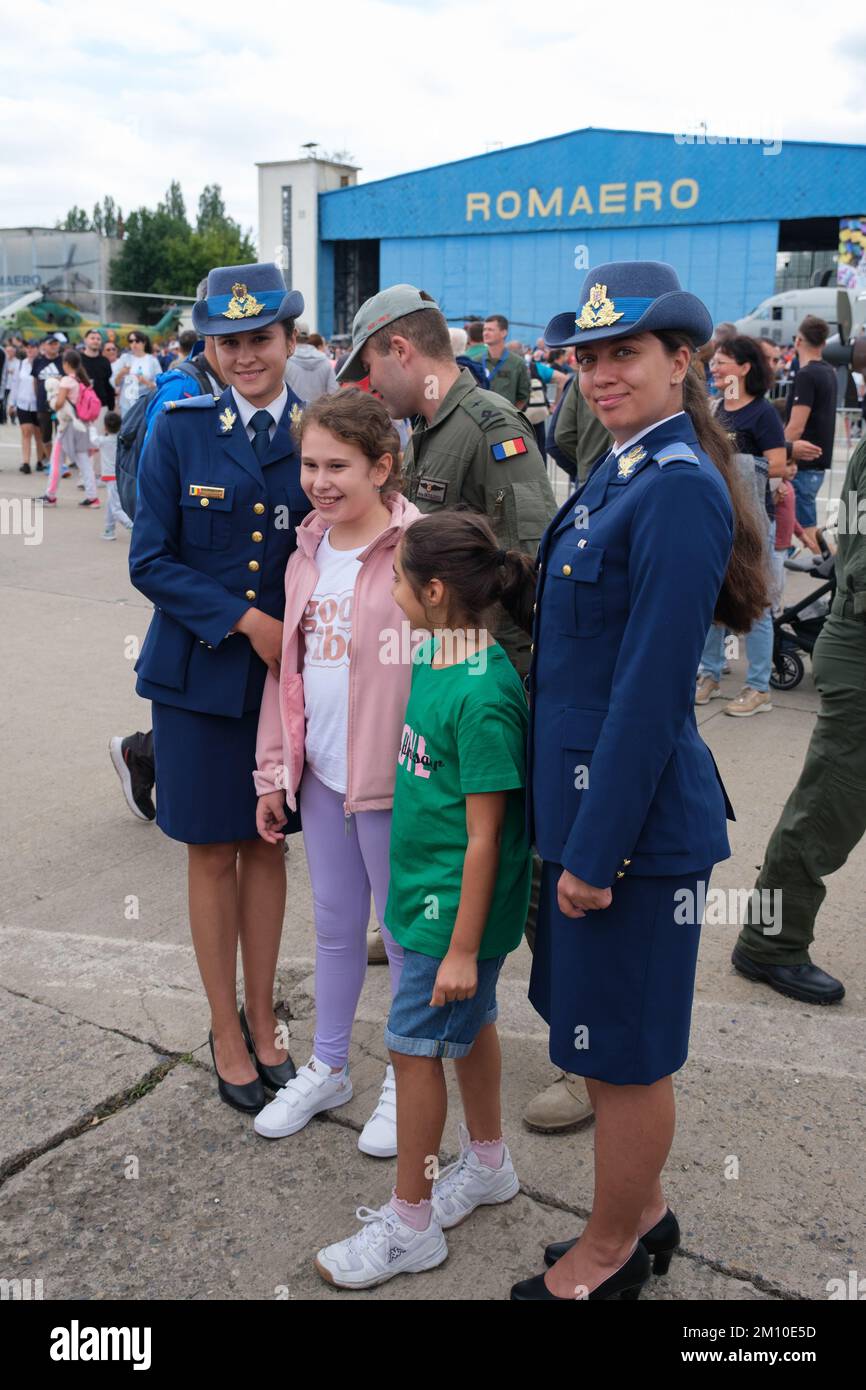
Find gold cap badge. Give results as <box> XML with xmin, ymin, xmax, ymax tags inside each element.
<box><xmin>223</xmin><ymin>283</ymin><xmax>265</xmax><ymax>320</ymax></box>
<box><xmin>576</xmin><ymin>283</ymin><xmax>624</xmax><ymax>332</ymax></box>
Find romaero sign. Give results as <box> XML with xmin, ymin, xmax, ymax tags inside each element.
<box><xmin>465</xmin><ymin>180</ymin><xmax>700</xmax><ymax>222</ymax></box>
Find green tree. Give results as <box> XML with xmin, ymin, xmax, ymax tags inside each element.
<box><xmin>110</xmin><ymin>183</ymin><xmax>256</xmax><ymax>299</ymax></box>
<box><xmin>57</xmin><ymin>206</ymin><xmax>90</xmax><ymax>231</ymax></box>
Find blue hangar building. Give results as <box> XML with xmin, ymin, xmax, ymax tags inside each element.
<box><xmin>258</xmin><ymin>128</ymin><xmax>866</xmax><ymax>339</ymax></box>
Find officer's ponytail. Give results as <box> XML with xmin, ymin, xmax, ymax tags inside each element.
<box><xmin>654</xmin><ymin>332</ymin><xmax>769</xmax><ymax>634</ymax></box>
<box><xmin>400</xmin><ymin>509</ymin><xmax>536</xmax><ymax>630</ymax></box>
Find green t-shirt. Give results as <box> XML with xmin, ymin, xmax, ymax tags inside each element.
<box><xmin>385</xmin><ymin>639</ymin><xmax>532</xmax><ymax>959</ymax></box>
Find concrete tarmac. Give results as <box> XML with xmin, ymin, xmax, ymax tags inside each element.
<box><xmin>0</xmin><ymin>433</ymin><xmax>863</xmax><ymax>1303</ymax></box>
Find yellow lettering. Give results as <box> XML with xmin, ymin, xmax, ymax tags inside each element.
<box><xmin>527</xmin><ymin>187</ymin><xmax>563</xmax><ymax>218</ymax></box>
<box><xmin>496</xmin><ymin>190</ymin><xmax>521</xmax><ymax>219</ymax></box>
<box><xmin>466</xmin><ymin>192</ymin><xmax>490</xmax><ymax>222</ymax></box>
<box><xmin>671</xmin><ymin>178</ymin><xmax>699</xmax><ymax>209</ymax></box>
<box><xmin>599</xmin><ymin>182</ymin><xmax>627</xmax><ymax>214</ymax></box>
<box><xmin>568</xmin><ymin>186</ymin><xmax>594</xmax><ymax>215</ymax></box>
<box><xmin>634</xmin><ymin>181</ymin><xmax>662</xmax><ymax>211</ymax></box>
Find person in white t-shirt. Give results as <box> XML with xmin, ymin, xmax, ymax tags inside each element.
<box><xmin>112</xmin><ymin>331</ymin><xmax>162</xmax><ymax>416</ymax></box>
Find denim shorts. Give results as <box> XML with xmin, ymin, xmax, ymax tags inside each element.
<box><xmin>384</xmin><ymin>949</ymin><xmax>506</xmax><ymax>1059</ymax></box>
<box><xmin>792</xmin><ymin>468</ymin><xmax>825</xmax><ymax>529</ymax></box>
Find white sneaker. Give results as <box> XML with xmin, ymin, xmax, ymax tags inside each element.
<box><xmin>315</xmin><ymin>1203</ymin><xmax>447</xmax><ymax>1289</ymax></box>
<box><xmin>253</xmin><ymin>1055</ymin><xmax>353</xmax><ymax>1138</ymax></box>
<box><xmin>358</xmin><ymin>1064</ymin><xmax>397</xmax><ymax>1157</ymax></box>
<box><xmin>431</xmin><ymin>1123</ymin><xmax>520</xmax><ymax>1229</ymax></box>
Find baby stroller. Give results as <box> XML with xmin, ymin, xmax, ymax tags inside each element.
<box><xmin>770</xmin><ymin>536</ymin><xmax>836</xmax><ymax>690</ymax></box>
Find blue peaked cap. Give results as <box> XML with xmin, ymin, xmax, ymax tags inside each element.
<box><xmin>545</xmin><ymin>261</ymin><xmax>713</xmax><ymax>349</ymax></box>
<box><xmin>192</xmin><ymin>262</ymin><xmax>304</xmax><ymax>337</ymax></box>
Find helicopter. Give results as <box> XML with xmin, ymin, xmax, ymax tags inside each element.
<box><xmin>0</xmin><ymin>286</ymin><xmax>195</xmax><ymax>344</ymax></box>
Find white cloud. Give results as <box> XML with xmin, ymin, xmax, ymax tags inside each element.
<box><xmin>2</xmin><ymin>0</ymin><xmax>865</xmax><ymax>253</ymax></box>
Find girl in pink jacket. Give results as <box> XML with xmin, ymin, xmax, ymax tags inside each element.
<box><xmin>254</xmin><ymin>389</ymin><xmax>421</xmax><ymax>1155</ymax></box>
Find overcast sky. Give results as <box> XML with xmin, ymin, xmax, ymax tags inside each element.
<box><xmin>4</xmin><ymin>0</ymin><xmax>865</xmax><ymax>244</ymax></box>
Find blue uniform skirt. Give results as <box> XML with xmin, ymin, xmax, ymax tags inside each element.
<box><xmin>529</xmin><ymin>861</ymin><xmax>711</xmax><ymax>1085</ymax></box>
<box><xmin>152</xmin><ymin>702</ymin><xmax>301</xmax><ymax>845</ymax></box>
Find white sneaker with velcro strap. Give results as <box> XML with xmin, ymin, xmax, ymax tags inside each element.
<box><xmin>254</xmin><ymin>1055</ymin><xmax>353</xmax><ymax>1138</ymax></box>
<box><xmin>358</xmin><ymin>1064</ymin><xmax>398</xmax><ymax>1157</ymax></box>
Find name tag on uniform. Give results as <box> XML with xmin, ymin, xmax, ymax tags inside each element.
<box><xmin>416</xmin><ymin>477</ymin><xmax>447</xmax><ymax>505</ymax></box>
<box><xmin>188</xmin><ymin>485</ymin><xmax>226</xmax><ymax>499</ymax></box>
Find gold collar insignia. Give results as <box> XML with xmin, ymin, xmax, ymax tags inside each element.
<box><xmin>576</xmin><ymin>283</ymin><xmax>624</xmax><ymax>332</ymax></box>
<box><xmin>223</xmin><ymin>283</ymin><xmax>265</xmax><ymax>320</ymax></box>
<box><xmin>289</xmin><ymin>402</ymin><xmax>301</xmax><ymax>426</ymax></box>
<box><xmin>616</xmin><ymin>444</ymin><xmax>647</xmax><ymax>478</ymax></box>
<box><xmin>219</xmin><ymin>406</ymin><xmax>237</xmax><ymax>434</ymax></box>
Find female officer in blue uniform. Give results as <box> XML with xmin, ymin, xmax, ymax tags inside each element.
<box><xmin>510</xmin><ymin>262</ymin><xmax>768</xmax><ymax>1301</ymax></box>
<box><xmin>129</xmin><ymin>263</ymin><xmax>312</xmax><ymax>1114</ymax></box>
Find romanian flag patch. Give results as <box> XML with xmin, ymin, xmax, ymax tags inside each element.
<box><xmin>491</xmin><ymin>437</ymin><xmax>528</xmax><ymax>461</ymax></box>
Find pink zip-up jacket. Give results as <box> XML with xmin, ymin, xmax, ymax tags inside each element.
<box><xmin>254</xmin><ymin>491</ymin><xmax>422</xmax><ymax>812</ymax></box>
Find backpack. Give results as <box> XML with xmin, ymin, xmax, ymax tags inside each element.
<box><xmin>76</xmin><ymin>382</ymin><xmax>101</xmax><ymax>422</ymax></box>
<box><xmin>116</xmin><ymin>356</ymin><xmax>217</xmax><ymax>521</ymax></box>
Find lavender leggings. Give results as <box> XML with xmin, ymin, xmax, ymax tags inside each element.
<box><xmin>300</xmin><ymin>767</ymin><xmax>403</xmax><ymax>1068</ymax></box>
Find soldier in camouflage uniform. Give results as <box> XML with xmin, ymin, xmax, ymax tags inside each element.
<box><xmin>733</xmin><ymin>436</ymin><xmax>866</xmax><ymax>1005</ymax></box>
<box><xmin>338</xmin><ymin>283</ymin><xmax>557</xmax><ymax>675</ymax></box>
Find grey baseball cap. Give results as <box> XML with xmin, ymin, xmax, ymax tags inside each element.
<box><xmin>337</xmin><ymin>284</ymin><xmax>442</xmax><ymax>382</ymax></box>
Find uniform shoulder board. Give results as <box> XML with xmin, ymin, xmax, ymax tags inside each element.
<box><xmin>163</xmin><ymin>394</ymin><xmax>218</xmax><ymax>413</ymax></box>
<box><xmin>457</xmin><ymin>390</ymin><xmax>509</xmax><ymax>434</ymax></box>
<box><xmin>654</xmin><ymin>441</ymin><xmax>701</xmax><ymax>467</ymax></box>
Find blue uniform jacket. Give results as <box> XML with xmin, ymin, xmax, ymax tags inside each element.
<box><xmin>129</xmin><ymin>385</ymin><xmax>311</xmax><ymax>718</ymax></box>
<box><xmin>527</xmin><ymin>412</ymin><xmax>735</xmax><ymax>887</ymax></box>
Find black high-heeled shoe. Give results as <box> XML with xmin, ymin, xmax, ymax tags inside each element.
<box><xmin>239</xmin><ymin>1006</ymin><xmax>296</xmax><ymax>1092</ymax></box>
<box><xmin>544</xmin><ymin>1208</ymin><xmax>680</xmax><ymax>1277</ymax></box>
<box><xmin>511</xmin><ymin>1243</ymin><xmax>651</xmax><ymax>1301</ymax></box>
<box><xmin>208</xmin><ymin>1030</ymin><xmax>265</xmax><ymax>1114</ymax></box>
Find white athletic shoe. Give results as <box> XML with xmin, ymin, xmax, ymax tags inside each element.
<box><xmin>358</xmin><ymin>1064</ymin><xmax>397</xmax><ymax>1157</ymax></box>
<box><xmin>431</xmin><ymin>1123</ymin><xmax>520</xmax><ymax>1229</ymax></box>
<box><xmin>253</xmin><ymin>1055</ymin><xmax>353</xmax><ymax>1138</ymax></box>
<box><xmin>315</xmin><ymin>1204</ymin><xmax>448</xmax><ymax>1289</ymax></box>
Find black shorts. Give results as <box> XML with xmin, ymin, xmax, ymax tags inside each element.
<box><xmin>16</xmin><ymin>408</ymin><xmax>39</xmax><ymax>425</ymax></box>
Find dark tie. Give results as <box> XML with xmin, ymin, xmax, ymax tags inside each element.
<box><xmin>249</xmin><ymin>409</ymin><xmax>272</xmax><ymax>464</ymax></box>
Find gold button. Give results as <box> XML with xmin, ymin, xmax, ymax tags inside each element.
<box><xmin>200</xmin><ymin>497</ymin><xmax>210</xmax><ymax>508</ymax></box>
<box><xmin>253</xmin><ymin>502</ymin><xmax>265</xmax><ymax>515</ymax></box>
<box><xmin>245</xmin><ymin>589</ymin><xmax>256</xmax><ymax>600</ymax></box>
<box><xmin>251</xmin><ymin>531</ymin><xmax>263</xmax><ymax>543</ymax></box>
<box><xmin>561</xmin><ymin>563</ymin><xmax>572</xmax><ymax>576</ymax></box>
<box><xmin>248</xmin><ymin>560</ymin><xmax>260</xmax><ymax>572</ymax></box>
<box><xmin>616</xmin><ymin>870</ymin><xmax>625</xmax><ymax>879</ymax></box>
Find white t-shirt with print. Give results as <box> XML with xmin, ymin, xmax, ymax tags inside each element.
<box><xmin>302</xmin><ymin>530</ymin><xmax>364</xmax><ymax>795</ymax></box>
<box><xmin>113</xmin><ymin>353</ymin><xmax>161</xmax><ymax>413</ymax></box>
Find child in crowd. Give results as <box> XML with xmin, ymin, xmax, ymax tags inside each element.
<box><xmin>315</xmin><ymin>510</ymin><xmax>534</xmax><ymax>1290</ymax></box>
<box><xmin>254</xmin><ymin>389</ymin><xmax>421</xmax><ymax>1155</ymax></box>
<box><xmin>96</xmin><ymin>411</ymin><xmax>132</xmax><ymax>540</ymax></box>
<box><xmin>41</xmin><ymin>350</ymin><xmax>99</xmax><ymax>507</ymax></box>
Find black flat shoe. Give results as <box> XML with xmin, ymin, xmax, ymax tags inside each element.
<box><xmin>731</xmin><ymin>946</ymin><xmax>844</xmax><ymax>1004</ymax></box>
<box><xmin>208</xmin><ymin>1030</ymin><xmax>265</xmax><ymax>1113</ymax></box>
<box><xmin>239</xmin><ymin>1006</ymin><xmax>296</xmax><ymax>1091</ymax></box>
<box><xmin>511</xmin><ymin>1244</ymin><xmax>650</xmax><ymax>1301</ymax></box>
<box><xmin>545</xmin><ymin>1208</ymin><xmax>680</xmax><ymax>1276</ymax></box>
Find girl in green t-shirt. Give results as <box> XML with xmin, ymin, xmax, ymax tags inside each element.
<box><xmin>315</xmin><ymin>511</ymin><xmax>536</xmax><ymax>1291</ymax></box>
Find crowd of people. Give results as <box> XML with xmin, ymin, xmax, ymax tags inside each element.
<box><xmin>3</xmin><ymin>259</ymin><xmax>863</xmax><ymax>1299</ymax></box>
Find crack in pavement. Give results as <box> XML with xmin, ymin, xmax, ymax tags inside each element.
<box><xmin>0</xmin><ymin>1057</ymin><xmax>183</xmax><ymax>1188</ymax></box>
